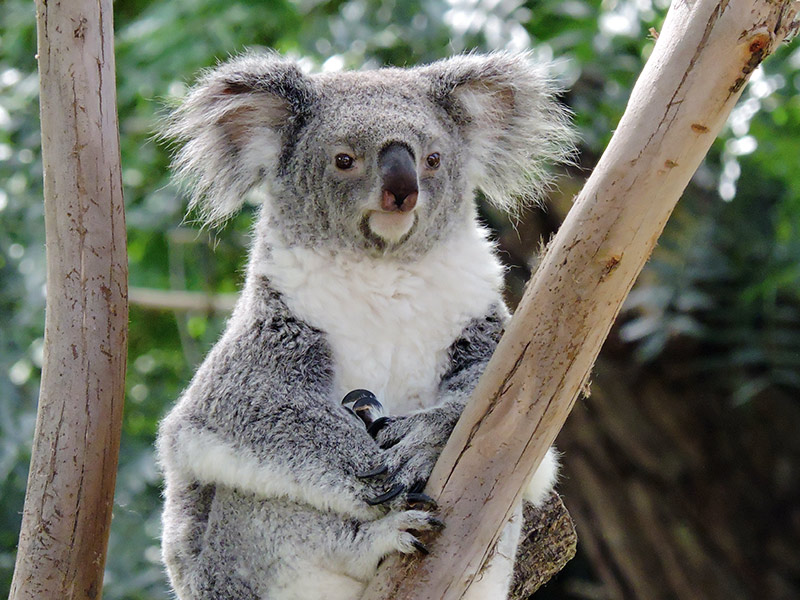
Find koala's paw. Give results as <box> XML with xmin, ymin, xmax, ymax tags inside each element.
<box><xmin>370</xmin><ymin>509</ymin><xmax>445</xmax><ymax>557</ymax></box>
<box><xmin>344</xmin><ymin>509</ymin><xmax>444</xmax><ymax>579</ymax></box>
<box><xmin>358</xmin><ymin>413</ymin><xmax>453</xmax><ymax>511</ymax></box>
<box><xmin>374</xmin><ymin>410</ymin><xmax>454</xmax><ymax>451</ymax></box>
<box><xmin>358</xmin><ymin>463</ymin><xmax>438</xmax><ymax>513</ymax></box>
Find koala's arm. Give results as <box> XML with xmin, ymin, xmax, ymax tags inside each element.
<box><xmin>157</xmin><ymin>282</ymin><xmax>387</xmax><ymax>520</ymax></box>
<box><xmin>375</xmin><ymin>303</ymin><xmax>559</xmax><ymax>504</ymax></box>
<box><xmin>372</xmin><ymin>304</ymin><xmax>505</xmax><ymax>484</ymax></box>
<box><xmin>437</xmin><ymin>303</ymin><xmax>510</xmax><ymax>409</ymax></box>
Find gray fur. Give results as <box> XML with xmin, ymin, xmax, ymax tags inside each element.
<box><xmin>164</xmin><ymin>51</ymin><xmax>573</xmax><ymax>243</ymax></box>
<box><xmin>157</xmin><ymin>51</ymin><xmax>572</xmax><ymax>600</ymax></box>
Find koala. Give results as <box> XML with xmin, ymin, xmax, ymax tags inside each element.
<box><xmin>156</xmin><ymin>51</ymin><xmax>573</xmax><ymax>600</ymax></box>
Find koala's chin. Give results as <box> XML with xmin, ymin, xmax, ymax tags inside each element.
<box><xmin>367</xmin><ymin>210</ymin><xmax>417</xmax><ymax>243</ymax></box>
<box><xmin>358</xmin><ymin>210</ymin><xmax>418</xmax><ymax>253</ymax></box>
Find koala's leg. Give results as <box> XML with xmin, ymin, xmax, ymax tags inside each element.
<box><xmin>161</xmin><ymin>480</ymin><xmax>219</xmax><ymax>600</ymax></box>
<box><xmin>177</xmin><ymin>489</ymin><xmax>354</xmax><ymax>600</ymax></box>
<box><xmin>275</xmin><ymin>509</ymin><xmax>444</xmax><ymax>600</ymax></box>
<box><xmin>173</xmin><ymin>487</ymin><xmax>441</xmax><ymax>600</ymax></box>
<box><xmin>522</xmin><ymin>447</ymin><xmax>560</xmax><ymax>506</ymax></box>
<box><xmin>461</xmin><ymin>503</ymin><xmax>523</xmax><ymax>600</ymax></box>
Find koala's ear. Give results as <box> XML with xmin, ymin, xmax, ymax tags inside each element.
<box><xmin>424</xmin><ymin>52</ymin><xmax>575</xmax><ymax>211</ymax></box>
<box><xmin>162</xmin><ymin>52</ymin><xmax>316</xmax><ymax>225</ymax></box>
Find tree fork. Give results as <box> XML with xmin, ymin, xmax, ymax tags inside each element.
<box><xmin>361</xmin><ymin>1</ymin><xmax>799</xmax><ymax>599</ymax></box>
<box><xmin>10</xmin><ymin>1</ymin><xmax>127</xmax><ymax>599</ymax></box>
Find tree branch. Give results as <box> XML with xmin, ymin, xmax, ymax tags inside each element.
<box><xmin>360</xmin><ymin>2</ymin><xmax>799</xmax><ymax>599</ymax></box>
<box><xmin>129</xmin><ymin>287</ymin><xmax>238</xmax><ymax>312</ymax></box>
<box><xmin>10</xmin><ymin>2</ymin><xmax>127</xmax><ymax>599</ymax></box>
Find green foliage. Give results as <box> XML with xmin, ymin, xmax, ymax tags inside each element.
<box><xmin>621</xmin><ymin>43</ymin><xmax>800</xmax><ymax>402</ymax></box>
<box><xmin>1</xmin><ymin>0</ymin><xmax>798</xmax><ymax>597</ymax></box>
<box><xmin>622</xmin><ymin>185</ymin><xmax>800</xmax><ymax>402</ymax></box>
<box><xmin>0</xmin><ymin>0</ymin><xmax>46</xmax><ymax>588</ymax></box>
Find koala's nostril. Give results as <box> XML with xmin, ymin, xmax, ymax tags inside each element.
<box><xmin>381</xmin><ymin>190</ymin><xmax>418</xmax><ymax>213</ymax></box>
<box><xmin>401</xmin><ymin>192</ymin><xmax>417</xmax><ymax>212</ymax></box>
<box><xmin>381</xmin><ymin>190</ymin><xmax>397</xmax><ymax>212</ymax></box>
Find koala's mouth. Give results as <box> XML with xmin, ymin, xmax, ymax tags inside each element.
<box><xmin>359</xmin><ymin>210</ymin><xmax>418</xmax><ymax>252</ymax></box>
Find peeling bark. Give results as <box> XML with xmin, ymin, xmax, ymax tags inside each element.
<box><xmin>509</xmin><ymin>495</ymin><xmax>577</xmax><ymax>599</ymax></box>
<box><xmin>360</xmin><ymin>1</ymin><xmax>799</xmax><ymax>599</ymax></box>
<box><xmin>9</xmin><ymin>2</ymin><xmax>127</xmax><ymax>599</ymax></box>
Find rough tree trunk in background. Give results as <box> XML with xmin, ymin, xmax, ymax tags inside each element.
<box><xmin>362</xmin><ymin>1</ymin><xmax>799</xmax><ymax>599</ymax></box>
<box><xmin>557</xmin><ymin>355</ymin><xmax>800</xmax><ymax>599</ymax></box>
<box><xmin>9</xmin><ymin>1</ymin><xmax>127</xmax><ymax>599</ymax></box>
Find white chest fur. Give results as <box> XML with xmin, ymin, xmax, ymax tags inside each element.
<box><xmin>256</xmin><ymin>225</ymin><xmax>504</xmax><ymax>415</ymax></box>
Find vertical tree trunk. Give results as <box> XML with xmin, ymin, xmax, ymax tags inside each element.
<box><xmin>361</xmin><ymin>1</ymin><xmax>799</xmax><ymax>599</ymax></box>
<box><xmin>9</xmin><ymin>2</ymin><xmax>127</xmax><ymax>599</ymax></box>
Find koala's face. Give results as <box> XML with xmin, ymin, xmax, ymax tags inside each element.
<box><xmin>167</xmin><ymin>52</ymin><xmax>573</xmax><ymax>259</ymax></box>
<box><xmin>275</xmin><ymin>73</ymin><xmax>471</xmax><ymax>256</ymax></box>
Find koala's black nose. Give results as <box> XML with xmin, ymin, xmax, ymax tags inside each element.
<box><xmin>378</xmin><ymin>143</ymin><xmax>418</xmax><ymax>212</ymax></box>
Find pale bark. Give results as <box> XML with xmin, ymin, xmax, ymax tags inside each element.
<box><xmin>129</xmin><ymin>287</ymin><xmax>238</xmax><ymax>312</ymax></box>
<box><xmin>10</xmin><ymin>1</ymin><xmax>127</xmax><ymax>599</ymax></box>
<box><xmin>361</xmin><ymin>1</ymin><xmax>799</xmax><ymax>599</ymax></box>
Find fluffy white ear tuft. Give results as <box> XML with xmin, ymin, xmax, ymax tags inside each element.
<box><xmin>424</xmin><ymin>52</ymin><xmax>576</xmax><ymax>213</ymax></box>
<box><xmin>161</xmin><ymin>52</ymin><xmax>316</xmax><ymax>226</ymax></box>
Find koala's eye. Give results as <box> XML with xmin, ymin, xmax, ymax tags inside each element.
<box><xmin>426</xmin><ymin>153</ymin><xmax>441</xmax><ymax>169</ymax></box>
<box><xmin>335</xmin><ymin>153</ymin><xmax>355</xmax><ymax>170</ymax></box>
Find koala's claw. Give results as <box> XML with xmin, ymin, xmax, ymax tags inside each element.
<box><xmin>357</xmin><ymin>464</ymin><xmax>389</xmax><ymax>479</ymax></box>
<box><xmin>406</xmin><ymin>492</ymin><xmax>438</xmax><ymax>510</ymax></box>
<box><xmin>366</xmin><ymin>483</ymin><xmax>405</xmax><ymax>506</ymax></box>
<box><xmin>367</xmin><ymin>416</ymin><xmax>394</xmax><ymax>439</ymax></box>
<box><xmin>411</xmin><ymin>539</ymin><xmax>430</xmax><ymax>555</ymax></box>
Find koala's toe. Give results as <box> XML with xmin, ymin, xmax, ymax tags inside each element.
<box><xmin>390</xmin><ymin>510</ymin><xmax>445</xmax><ymax>554</ymax></box>
<box><xmin>374</xmin><ymin>416</ymin><xmax>413</xmax><ymax>449</ymax></box>
<box><xmin>395</xmin><ymin>532</ymin><xmax>424</xmax><ymax>555</ymax></box>
<box><xmin>364</xmin><ymin>509</ymin><xmax>444</xmax><ymax>562</ymax></box>
<box><xmin>396</xmin><ymin>509</ymin><xmax>445</xmax><ymax>532</ymax></box>
<box><xmin>385</xmin><ymin>447</ymin><xmax>437</xmax><ymax>490</ymax></box>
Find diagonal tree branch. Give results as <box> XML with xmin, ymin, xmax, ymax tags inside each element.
<box><xmin>361</xmin><ymin>1</ymin><xmax>799</xmax><ymax>599</ymax></box>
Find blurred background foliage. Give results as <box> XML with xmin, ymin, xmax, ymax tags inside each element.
<box><xmin>1</xmin><ymin>0</ymin><xmax>798</xmax><ymax>598</ymax></box>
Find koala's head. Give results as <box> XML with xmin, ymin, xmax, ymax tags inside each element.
<box><xmin>165</xmin><ymin>51</ymin><xmax>573</xmax><ymax>258</ymax></box>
